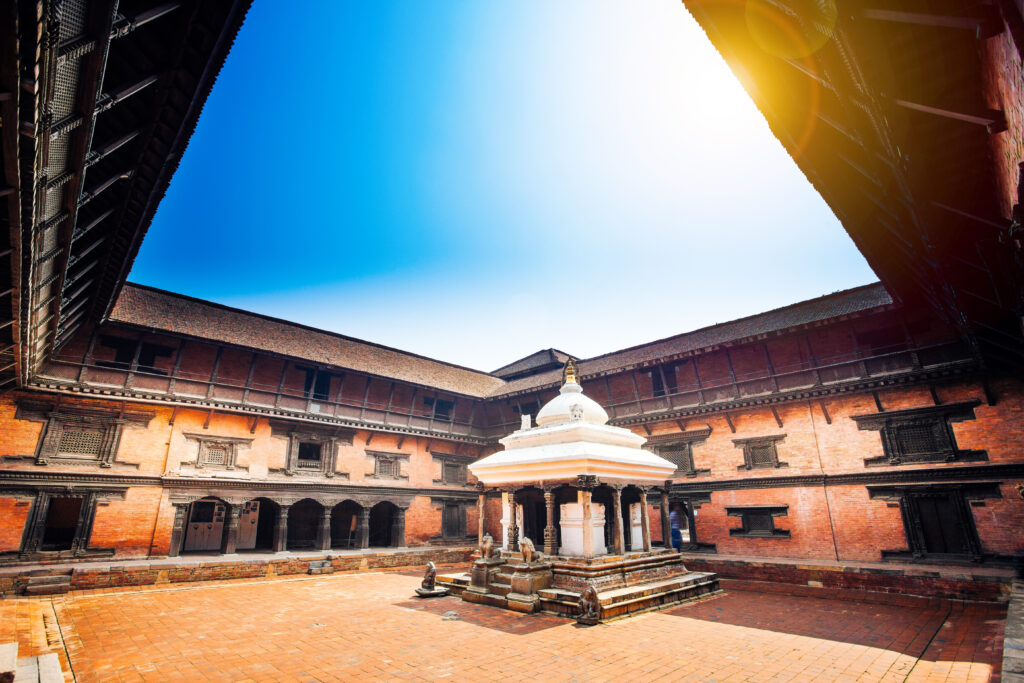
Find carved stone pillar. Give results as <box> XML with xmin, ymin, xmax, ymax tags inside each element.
<box><xmin>357</xmin><ymin>508</ymin><xmax>370</xmax><ymax>549</ymax></box>
<box><xmin>273</xmin><ymin>504</ymin><xmax>291</xmax><ymax>552</ymax></box>
<box><xmin>543</xmin><ymin>489</ymin><xmax>557</xmax><ymax>556</ymax></box>
<box><xmin>477</xmin><ymin>489</ymin><xmax>486</xmax><ymax>545</ymax></box>
<box><xmin>660</xmin><ymin>488</ymin><xmax>672</xmax><ymax>550</ymax></box>
<box><xmin>611</xmin><ymin>487</ymin><xmax>625</xmax><ymax>555</ymax></box>
<box><xmin>221</xmin><ymin>504</ymin><xmax>242</xmax><ymax>554</ymax></box>
<box><xmin>316</xmin><ymin>505</ymin><xmax>332</xmax><ymax>551</ymax></box>
<box><xmin>639</xmin><ymin>489</ymin><xmax>652</xmax><ymax>552</ymax></box>
<box><xmin>167</xmin><ymin>502</ymin><xmax>189</xmax><ymax>557</ymax></box>
<box><xmin>508</xmin><ymin>489</ymin><xmax>520</xmax><ymax>552</ymax></box>
<box><xmin>581</xmin><ymin>489</ymin><xmax>594</xmax><ymax>559</ymax></box>
<box><xmin>391</xmin><ymin>507</ymin><xmax>406</xmax><ymax>547</ymax></box>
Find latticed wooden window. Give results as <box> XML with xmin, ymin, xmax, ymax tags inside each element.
<box><xmin>203</xmin><ymin>445</ymin><xmax>227</xmax><ymax>466</ymax></box>
<box><xmin>894</xmin><ymin>423</ymin><xmax>945</xmax><ymax>456</ymax></box>
<box><xmin>748</xmin><ymin>444</ymin><xmax>775</xmax><ymax>467</ymax></box>
<box><xmin>735</xmin><ymin>437</ymin><xmax>785</xmax><ymax>470</ymax></box>
<box><xmin>376</xmin><ymin>457</ymin><xmax>400</xmax><ymax>478</ymax></box>
<box><xmin>57</xmin><ymin>428</ymin><xmax>104</xmax><ymax>457</ymax></box>
<box><xmin>745</xmin><ymin>511</ymin><xmax>774</xmax><ymax>532</ymax></box>
<box><xmin>662</xmin><ymin>446</ymin><xmax>694</xmax><ymax>473</ymax></box>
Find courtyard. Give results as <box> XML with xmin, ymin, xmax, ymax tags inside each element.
<box><xmin>0</xmin><ymin>568</ymin><xmax>1007</xmax><ymax>682</ymax></box>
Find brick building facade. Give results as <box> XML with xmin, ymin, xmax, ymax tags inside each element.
<box><xmin>2</xmin><ymin>281</ymin><xmax>1020</xmax><ymax>571</ymax></box>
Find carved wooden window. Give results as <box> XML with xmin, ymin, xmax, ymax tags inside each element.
<box><xmin>198</xmin><ymin>441</ymin><xmax>235</xmax><ymax>469</ymax></box>
<box><xmin>57</xmin><ymin>427</ymin><xmax>105</xmax><ymax>458</ymax></box>
<box><xmin>94</xmin><ymin>336</ymin><xmax>173</xmax><ymax>375</ymax></box>
<box><xmin>297</xmin><ymin>442</ymin><xmax>323</xmax><ymax>469</ymax></box>
<box><xmin>727</xmin><ymin>506</ymin><xmax>789</xmax><ymax>538</ymax></box>
<box><xmin>424</xmin><ymin>396</ymin><xmax>454</xmax><ymax>421</ymax></box>
<box><xmin>376</xmin><ymin>456</ymin><xmax>401</xmax><ymax>478</ymax></box>
<box><xmin>442</xmin><ymin>462</ymin><xmax>466</xmax><ymax>484</ymax></box>
<box><xmin>733</xmin><ymin>435</ymin><xmax>787</xmax><ymax>470</ymax></box>
<box><xmin>646</xmin><ymin>428</ymin><xmax>711</xmax><ymax>477</ymax></box>
<box><xmin>648</xmin><ymin>364</ymin><xmax>678</xmax><ymax>397</ymax></box>
<box><xmin>852</xmin><ymin>402</ymin><xmax>986</xmax><ymax>467</ymax></box>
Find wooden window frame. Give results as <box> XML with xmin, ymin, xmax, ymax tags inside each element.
<box><xmin>726</xmin><ymin>505</ymin><xmax>790</xmax><ymax>538</ymax></box>
<box><xmin>733</xmin><ymin>435</ymin><xmax>788</xmax><ymax>471</ymax></box>
<box><xmin>851</xmin><ymin>402</ymin><xmax>987</xmax><ymax>467</ymax></box>
<box><xmin>646</xmin><ymin>428</ymin><xmax>712</xmax><ymax>477</ymax></box>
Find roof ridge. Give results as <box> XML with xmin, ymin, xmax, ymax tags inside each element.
<box><xmin>120</xmin><ymin>282</ymin><xmax>503</xmax><ymax>380</ymax></box>
<box><xmin>576</xmin><ymin>282</ymin><xmax>888</xmax><ymax>366</ymax></box>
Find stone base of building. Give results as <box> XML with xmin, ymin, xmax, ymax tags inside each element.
<box><xmin>0</xmin><ymin>546</ymin><xmax>475</xmax><ymax>597</ymax></box>
<box><xmin>444</xmin><ymin>548</ymin><xmax>721</xmax><ymax>621</ymax></box>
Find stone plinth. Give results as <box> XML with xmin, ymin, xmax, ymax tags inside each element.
<box><xmin>466</xmin><ymin>556</ymin><xmax>505</xmax><ymax>594</ymax></box>
<box><xmin>506</xmin><ymin>561</ymin><xmax>554</xmax><ymax>613</ymax></box>
<box><xmin>415</xmin><ymin>586</ymin><xmax>450</xmax><ymax>598</ymax></box>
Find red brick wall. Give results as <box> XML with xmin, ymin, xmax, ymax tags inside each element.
<box><xmin>0</xmin><ymin>497</ymin><xmax>30</xmax><ymax>551</ymax></box>
<box><xmin>89</xmin><ymin>487</ymin><xmax>164</xmax><ymax>558</ymax></box>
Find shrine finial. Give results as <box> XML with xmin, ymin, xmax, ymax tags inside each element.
<box><xmin>563</xmin><ymin>359</ymin><xmax>579</xmax><ymax>386</ymax></box>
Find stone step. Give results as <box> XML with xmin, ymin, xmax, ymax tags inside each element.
<box><xmin>23</xmin><ymin>583</ymin><xmax>70</xmax><ymax>596</ymax></box>
<box><xmin>1</xmin><ymin>642</ymin><xmax>17</xmax><ymax>683</ymax></box>
<box><xmin>539</xmin><ymin>572</ymin><xmax>720</xmax><ymax>620</ymax></box>
<box><xmin>24</xmin><ymin>575</ymin><xmax>70</xmax><ymax>587</ymax></box>
<box><xmin>489</xmin><ymin>582</ymin><xmax>512</xmax><ymax>597</ymax></box>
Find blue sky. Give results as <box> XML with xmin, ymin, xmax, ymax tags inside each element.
<box><xmin>131</xmin><ymin>0</ymin><xmax>876</xmax><ymax>372</ymax></box>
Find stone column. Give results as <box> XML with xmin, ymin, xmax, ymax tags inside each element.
<box><xmin>316</xmin><ymin>505</ymin><xmax>332</xmax><ymax>551</ymax></box>
<box><xmin>221</xmin><ymin>504</ymin><xmax>242</xmax><ymax>554</ymax></box>
<box><xmin>543</xmin><ymin>489</ymin><xmax>557</xmax><ymax>556</ymax></box>
<box><xmin>477</xmin><ymin>489</ymin><xmax>486</xmax><ymax>544</ymax></box>
<box><xmin>611</xmin><ymin>487</ymin><xmax>625</xmax><ymax>555</ymax></box>
<box><xmin>273</xmin><ymin>504</ymin><xmax>291</xmax><ymax>552</ymax></box>
<box><xmin>357</xmin><ymin>507</ymin><xmax>370</xmax><ymax>549</ymax></box>
<box><xmin>168</xmin><ymin>503</ymin><xmax>189</xmax><ymax>557</ymax></box>
<box><xmin>507</xmin><ymin>490</ymin><xmax>520</xmax><ymax>552</ymax></box>
<box><xmin>660</xmin><ymin>488</ymin><xmax>672</xmax><ymax>550</ymax></box>
<box><xmin>391</xmin><ymin>507</ymin><xmax>406</xmax><ymax>548</ymax></box>
<box><xmin>639</xmin><ymin>489</ymin><xmax>652</xmax><ymax>552</ymax></box>
<box><xmin>581</xmin><ymin>489</ymin><xmax>594</xmax><ymax>559</ymax></box>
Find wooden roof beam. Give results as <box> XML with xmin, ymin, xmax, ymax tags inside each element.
<box><xmin>863</xmin><ymin>8</ymin><xmax>1002</xmax><ymax>39</ymax></box>
<box><xmin>895</xmin><ymin>100</ymin><xmax>1007</xmax><ymax>134</ymax></box>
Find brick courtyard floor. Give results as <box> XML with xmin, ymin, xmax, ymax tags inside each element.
<box><xmin>1</xmin><ymin>570</ymin><xmax>1008</xmax><ymax>682</ymax></box>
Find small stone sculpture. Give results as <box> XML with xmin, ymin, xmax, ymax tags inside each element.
<box><xmin>519</xmin><ymin>537</ymin><xmax>542</xmax><ymax>564</ymax></box>
<box><xmin>414</xmin><ymin>561</ymin><xmax>449</xmax><ymax>598</ymax></box>
<box><xmin>521</xmin><ymin>413</ymin><xmax>531</xmax><ymax>430</ymax></box>
<box><xmin>570</xmin><ymin>403</ymin><xmax>584</xmax><ymax>421</ymax></box>
<box><xmin>480</xmin><ymin>533</ymin><xmax>494</xmax><ymax>559</ymax></box>
<box><xmin>421</xmin><ymin>561</ymin><xmax>437</xmax><ymax>590</ymax></box>
<box><xmin>577</xmin><ymin>583</ymin><xmax>600</xmax><ymax>625</ymax></box>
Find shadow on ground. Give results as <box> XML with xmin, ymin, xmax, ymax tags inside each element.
<box><xmin>667</xmin><ymin>588</ymin><xmax>1005</xmax><ymax>670</ymax></box>
<box><xmin>394</xmin><ymin>595</ymin><xmax>566</xmax><ymax>635</ymax></box>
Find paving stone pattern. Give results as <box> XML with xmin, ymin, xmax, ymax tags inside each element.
<box><xmin>6</xmin><ymin>572</ymin><xmax>1009</xmax><ymax>682</ymax></box>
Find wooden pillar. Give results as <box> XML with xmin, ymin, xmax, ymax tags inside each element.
<box><xmin>357</xmin><ymin>507</ymin><xmax>370</xmax><ymax>549</ymax></box>
<box><xmin>391</xmin><ymin>507</ymin><xmax>406</xmax><ymax>547</ymax></box>
<box><xmin>612</xmin><ymin>487</ymin><xmax>625</xmax><ymax>555</ymax></box>
<box><xmin>508</xmin><ymin>490</ymin><xmax>520</xmax><ymax>552</ymax></box>
<box><xmin>221</xmin><ymin>504</ymin><xmax>242</xmax><ymax>554</ymax></box>
<box><xmin>639</xmin><ymin>489</ymin><xmax>652</xmax><ymax>552</ymax></box>
<box><xmin>316</xmin><ymin>505</ymin><xmax>332</xmax><ymax>551</ymax></box>
<box><xmin>581</xmin><ymin>489</ymin><xmax>594</xmax><ymax>559</ymax></box>
<box><xmin>543</xmin><ymin>489</ymin><xmax>557</xmax><ymax>556</ymax></box>
<box><xmin>168</xmin><ymin>503</ymin><xmax>189</xmax><ymax>557</ymax></box>
<box><xmin>273</xmin><ymin>504</ymin><xmax>291</xmax><ymax>552</ymax></box>
<box><xmin>477</xmin><ymin>489</ymin><xmax>486</xmax><ymax>544</ymax></box>
<box><xmin>660</xmin><ymin>488</ymin><xmax>672</xmax><ymax>550</ymax></box>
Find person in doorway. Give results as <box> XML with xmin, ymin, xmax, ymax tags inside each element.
<box><xmin>669</xmin><ymin>504</ymin><xmax>684</xmax><ymax>551</ymax></box>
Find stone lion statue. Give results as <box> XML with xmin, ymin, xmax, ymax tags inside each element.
<box><xmin>577</xmin><ymin>583</ymin><xmax>600</xmax><ymax>624</ymax></box>
<box><xmin>421</xmin><ymin>561</ymin><xmax>437</xmax><ymax>590</ymax></box>
<box><xmin>480</xmin><ymin>533</ymin><xmax>494</xmax><ymax>559</ymax></box>
<box><xmin>520</xmin><ymin>537</ymin><xmax>542</xmax><ymax>564</ymax></box>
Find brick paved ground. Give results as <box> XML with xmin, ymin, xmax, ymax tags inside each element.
<box><xmin>2</xmin><ymin>571</ymin><xmax>1007</xmax><ymax>682</ymax></box>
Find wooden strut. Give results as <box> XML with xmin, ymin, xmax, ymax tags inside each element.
<box><xmin>872</xmin><ymin>391</ymin><xmax>885</xmax><ymax>412</ymax></box>
<box><xmin>203</xmin><ymin>410</ymin><xmax>213</xmax><ymax>430</ymax></box>
<box><xmin>818</xmin><ymin>400</ymin><xmax>832</xmax><ymax>425</ymax></box>
<box><xmin>770</xmin><ymin>406</ymin><xmax>783</xmax><ymax>428</ymax></box>
<box><xmin>724</xmin><ymin>413</ymin><xmax>736</xmax><ymax>433</ymax></box>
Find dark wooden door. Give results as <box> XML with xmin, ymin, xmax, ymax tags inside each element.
<box><xmin>916</xmin><ymin>493</ymin><xmax>968</xmax><ymax>555</ymax></box>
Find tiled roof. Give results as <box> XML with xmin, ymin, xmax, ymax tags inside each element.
<box><xmin>491</xmin><ymin>349</ymin><xmax>576</xmax><ymax>379</ymax></box>
<box><xmin>110</xmin><ymin>285</ymin><xmax>506</xmax><ymax>397</ymax></box>
<box><xmin>490</xmin><ymin>283</ymin><xmax>893</xmax><ymax>396</ymax></box>
<box><xmin>110</xmin><ymin>282</ymin><xmax>892</xmax><ymax>399</ymax></box>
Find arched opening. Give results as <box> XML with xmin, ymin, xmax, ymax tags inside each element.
<box><xmin>621</xmin><ymin>486</ymin><xmax>643</xmax><ymax>551</ymax></box>
<box><xmin>287</xmin><ymin>498</ymin><xmax>323</xmax><ymax>550</ymax></box>
<box><xmin>237</xmin><ymin>498</ymin><xmax>277</xmax><ymax>551</ymax></box>
<box><xmin>183</xmin><ymin>497</ymin><xmax>229</xmax><ymax>553</ymax></box>
<box><xmin>331</xmin><ymin>500</ymin><xmax>362</xmax><ymax>548</ymax></box>
<box><xmin>368</xmin><ymin>501</ymin><xmax>398</xmax><ymax>547</ymax></box>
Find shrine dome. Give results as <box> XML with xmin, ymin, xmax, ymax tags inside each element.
<box><xmin>535</xmin><ymin>376</ymin><xmax>609</xmax><ymax>427</ymax></box>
